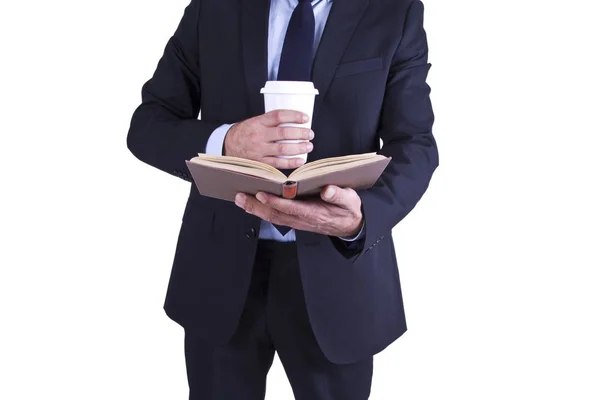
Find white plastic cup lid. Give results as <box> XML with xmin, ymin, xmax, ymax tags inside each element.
<box><xmin>260</xmin><ymin>81</ymin><xmax>319</xmax><ymax>95</ymax></box>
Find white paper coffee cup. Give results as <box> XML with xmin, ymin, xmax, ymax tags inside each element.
<box><xmin>260</xmin><ymin>81</ymin><xmax>319</xmax><ymax>163</ymax></box>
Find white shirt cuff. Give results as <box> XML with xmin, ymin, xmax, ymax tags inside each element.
<box><xmin>205</xmin><ymin>123</ymin><xmax>235</xmax><ymax>156</ymax></box>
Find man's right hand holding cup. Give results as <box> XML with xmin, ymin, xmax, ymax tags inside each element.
<box><xmin>223</xmin><ymin>110</ymin><xmax>314</xmax><ymax>170</ymax></box>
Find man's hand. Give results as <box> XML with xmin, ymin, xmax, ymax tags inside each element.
<box><xmin>224</xmin><ymin>110</ymin><xmax>315</xmax><ymax>169</ymax></box>
<box><xmin>234</xmin><ymin>185</ymin><xmax>364</xmax><ymax>238</ymax></box>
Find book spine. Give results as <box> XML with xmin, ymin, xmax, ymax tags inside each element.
<box><xmin>282</xmin><ymin>181</ymin><xmax>298</xmax><ymax>199</ymax></box>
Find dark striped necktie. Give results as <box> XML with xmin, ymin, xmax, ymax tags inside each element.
<box><xmin>278</xmin><ymin>0</ymin><xmax>316</xmax><ymax>82</ymax></box>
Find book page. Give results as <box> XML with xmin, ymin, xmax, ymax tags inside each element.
<box><xmin>290</xmin><ymin>154</ymin><xmax>375</xmax><ymax>176</ymax></box>
<box><xmin>189</xmin><ymin>155</ymin><xmax>287</xmax><ymax>182</ymax></box>
<box><xmin>289</xmin><ymin>153</ymin><xmax>384</xmax><ymax>180</ymax></box>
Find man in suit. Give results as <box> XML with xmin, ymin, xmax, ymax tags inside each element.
<box><xmin>127</xmin><ymin>0</ymin><xmax>438</xmax><ymax>398</ymax></box>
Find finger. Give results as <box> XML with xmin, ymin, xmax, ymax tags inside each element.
<box><xmin>255</xmin><ymin>192</ymin><xmax>312</xmax><ymax>217</ymax></box>
<box><xmin>267</xmin><ymin>126</ymin><xmax>314</xmax><ymax>142</ymax></box>
<box><xmin>320</xmin><ymin>185</ymin><xmax>357</xmax><ymax>208</ymax></box>
<box><xmin>260</xmin><ymin>156</ymin><xmax>306</xmax><ymax>169</ymax></box>
<box><xmin>267</xmin><ymin>141</ymin><xmax>313</xmax><ymax>156</ymax></box>
<box><xmin>261</xmin><ymin>110</ymin><xmax>309</xmax><ymax>127</ymax></box>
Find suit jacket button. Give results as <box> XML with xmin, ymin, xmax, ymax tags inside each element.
<box><xmin>246</xmin><ymin>228</ymin><xmax>257</xmax><ymax>238</ymax></box>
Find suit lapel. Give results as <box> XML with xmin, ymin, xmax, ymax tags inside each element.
<box><xmin>241</xmin><ymin>0</ymin><xmax>271</xmax><ymax>117</ymax></box>
<box><xmin>311</xmin><ymin>0</ymin><xmax>369</xmax><ymax>118</ymax></box>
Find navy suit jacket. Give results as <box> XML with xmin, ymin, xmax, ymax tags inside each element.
<box><xmin>127</xmin><ymin>0</ymin><xmax>438</xmax><ymax>364</ymax></box>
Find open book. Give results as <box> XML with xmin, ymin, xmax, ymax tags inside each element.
<box><xmin>185</xmin><ymin>153</ymin><xmax>391</xmax><ymax>201</ymax></box>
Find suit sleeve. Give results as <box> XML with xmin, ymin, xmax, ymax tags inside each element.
<box><xmin>126</xmin><ymin>0</ymin><xmax>221</xmax><ymax>182</ymax></box>
<box><xmin>356</xmin><ymin>0</ymin><xmax>439</xmax><ymax>256</ymax></box>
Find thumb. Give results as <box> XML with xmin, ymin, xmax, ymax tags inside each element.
<box><xmin>321</xmin><ymin>185</ymin><xmax>348</xmax><ymax>206</ymax></box>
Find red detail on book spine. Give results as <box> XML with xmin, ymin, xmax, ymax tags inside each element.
<box><xmin>282</xmin><ymin>181</ymin><xmax>298</xmax><ymax>199</ymax></box>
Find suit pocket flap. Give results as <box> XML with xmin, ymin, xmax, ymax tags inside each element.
<box><xmin>334</xmin><ymin>57</ymin><xmax>383</xmax><ymax>78</ymax></box>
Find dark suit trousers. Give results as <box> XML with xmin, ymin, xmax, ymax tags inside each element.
<box><xmin>184</xmin><ymin>240</ymin><xmax>373</xmax><ymax>400</ymax></box>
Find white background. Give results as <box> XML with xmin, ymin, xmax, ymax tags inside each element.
<box><xmin>1</xmin><ymin>0</ymin><xmax>599</xmax><ymax>398</ymax></box>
